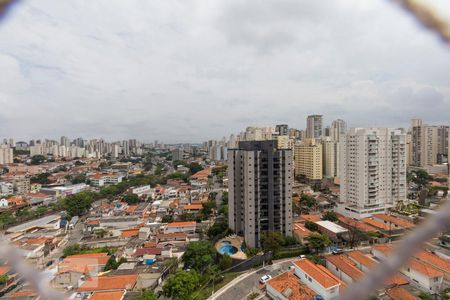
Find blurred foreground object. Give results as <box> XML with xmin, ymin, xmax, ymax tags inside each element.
<box><xmin>392</xmin><ymin>0</ymin><xmax>450</xmax><ymax>44</ymax></box>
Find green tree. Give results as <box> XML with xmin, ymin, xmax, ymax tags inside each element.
<box><xmin>188</xmin><ymin>163</ymin><xmax>203</xmax><ymax>175</ymax></box>
<box><xmin>134</xmin><ymin>291</ymin><xmax>157</xmax><ymax>300</ymax></box>
<box><xmin>207</xmin><ymin>222</ymin><xmax>231</xmax><ymax>239</ymax></box>
<box><xmin>0</xmin><ymin>212</ymin><xmax>16</xmax><ymax>227</ymax></box>
<box><xmin>104</xmin><ymin>256</ymin><xmax>126</xmax><ymax>271</ymax></box>
<box><xmin>218</xmin><ymin>254</ymin><xmax>233</xmax><ymax>270</ymax></box>
<box><xmin>163</xmin><ymin>270</ymin><xmax>200</xmax><ymax>300</ymax></box>
<box><xmin>182</xmin><ymin>241</ymin><xmax>215</xmax><ymax>274</ymax></box>
<box><xmin>162</xmin><ymin>215</ymin><xmax>174</xmax><ymax>223</ymax></box>
<box><xmin>304</xmin><ymin>221</ymin><xmax>319</xmax><ymax>231</ymax></box>
<box><xmin>0</xmin><ymin>274</ymin><xmax>8</xmax><ymax>284</ymax></box>
<box><xmin>260</xmin><ymin>231</ymin><xmax>284</xmax><ymax>255</ymax></box>
<box><xmin>419</xmin><ymin>291</ymin><xmax>434</xmax><ymax>300</ymax></box>
<box><xmin>30</xmin><ymin>173</ymin><xmax>51</xmax><ymax>184</ymax></box>
<box><xmin>71</xmin><ymin>174</ymin><xmax>86</xmax><ymax>184</ymax></box>
<box><xmin>63</xmin><ymin>192</ymin><xmax>94</xmax><ymax>218</ymax></box>
<box><xmin>30</xmin><ymin>155</ymin><xmax>45</xmax><ymax>165</ymax></box>
<box><xmin>411</xmin><ymin>169</ymin><xmax>430</xmax><ymax>188</ymax></box>
<box><xmin>322</xmin><ymin>211</ymin><xmax>338</xmax><ymax>222</ymax></box>
<box><xmin>308</xmin><ymin>233</ymin><xmax>331</xmax><ymax>253</ymax></box>
<box><xmin>123</xmin><ymin>193</ymin><xmax>140</xmax><ymax>205</ymax></box>
<box><xmin>301</xmin><ymin>194</ymin><xmax>317</xmax><ymax>208</ymax></box>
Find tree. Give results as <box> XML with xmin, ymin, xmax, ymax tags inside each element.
<box><xmin>71</xmin><ymin>174</ymin><xmax>86</xmax><ymax>184</ymax></box>
<box><xmin>30</xmin><ymin>173</ymin><xmax>51</xmax><ymax>184</ymax></box>
<box><xmin>104</xmin><ymin>256</ymin><xmax>126</xmax><ymax>271</ymax></box>
<box><xmin>163</xmin><ymin>270</ymin><xmax>200</xmax><ymax>300</ymax></box>
<box><xmin>30</xmin><ymin>155</ymin><xmax>45</xmax><ymax>165</ymax></box>
<box><xmin>188</xmin><ymin>162</ymin><xmax>203</xmax><ymax>175</ymax></box>
<box><xmin>0</xmin><ymin>274</ymin><xmax>8</xmax><ymax>284</ymax></box>
<box><xmin>411</xmin><ymin>169</ymin><xmax>430</xmax><ymax>188</ymax></box>
<box><xmin>134</xmin><ymin>291</ymin><xmax>157</xmax><ymax>300</ymax></box>
<box><xmin>301</xmin><ymin>194</ymin><xmax>317</xmax><ymax>208</ymax></box>
<box><xmin>218</xmin><ymin>254</ymin><xmax>233</xmax><ymax>270</ymax></box>
<box><xmin>162</xmin><ymin>215</ymin><xmax>174</xmax><ymax>223</ymax></box>
<box><xmin>182</xmin><ymin>241</ymin><xmax>215</xmax><ymax>274</ymax></box>
<box><xmin>308</xmin><ymin>233</ymin><xmax>331</xmax><ymax>253</ymax></box>
<box><xmin>305</xmin><ymin>221</ymin><xmax>319</xmax><ymax>231</ymax></box>
<box><xmin>322</xmin><ymin>211</ymin><xmax>338</xmax><ymax>222</ymax></box>
<box><xmin>63</xmin><ymin>192</ymin><xmax>94</xmax><ymax>218</ymax></box>
<box><xmin>419</xmin><ymin>292</ymin><xmax>434</xmax><ymax>300</ymax></box>
<box><xmin>123</xmin><ymin>193</ymin><xmax>140</xmax><ymax>205</ymax></box>
<box><xmin>207</xmin><ymin>222</ymin><xmax>231</xmax><ymax>239</ymax></box>
<box><xmin>260</xmin><ymin>231</ymin><xmax>284</xmax><ymax>255</ymax></box>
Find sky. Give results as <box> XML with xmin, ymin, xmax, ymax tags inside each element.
<box><xmin>0</xmin><ymin>0</ymin><xmax>450</xmax><ymax>143</ymax></box>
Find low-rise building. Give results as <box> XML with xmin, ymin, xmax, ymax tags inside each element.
<box><xmin>164</xmin><ymin>221</ymin><xmax>196</xmax><ymax>235</ymax></box>
<box><xmin>266</xmin><ymin>271</ymin><xmax>317</xmax><ymax>300</ymax></box>
<box><xmin>293</xmin><ymin>258</ymin><xmax>346</xmax><ymax>300</ymax></box>
<box><xmin>401</xmin><ymin>259</ymin><xmax>443</xmax><ymax>294</ymax></box>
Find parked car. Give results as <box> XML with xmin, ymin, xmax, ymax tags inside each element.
<box><xmin>332</xmin><ymin>248</ymin><xmax>344</xmax><ymax>255</ymax></box>
<box><xmin>259</xmin><ymin>275</ymin><xmax>272</xmax><ymax>284</ymax></box>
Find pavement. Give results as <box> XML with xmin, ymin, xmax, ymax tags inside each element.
<box><xmin>210</xmin><ymin>258</ymin><xmax>297</xmax><ymax>300</ymax></box>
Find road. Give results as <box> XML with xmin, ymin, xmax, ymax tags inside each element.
<box><xmin>210</xmin><ymin>259</ymin><xmax>296</xmax><ymax>300</ymax></box>
<box><xmin>41</xmin><ymin>219</ymin><xmax>84</xmax><ymax>269</ymax></box>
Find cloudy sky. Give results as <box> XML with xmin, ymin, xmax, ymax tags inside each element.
<box><xmin>0</xmin><ymin>0</ymin><xmax>449</xmax><ymax>143</ymax></box>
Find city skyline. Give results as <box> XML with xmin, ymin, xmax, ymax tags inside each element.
<box><xmin>1</xmin><ymin>1</ymin><xmax>450</xmax><ymax>142</ymax></box>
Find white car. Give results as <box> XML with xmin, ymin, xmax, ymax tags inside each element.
<box><xmin>259</xmin><ymin>275</ymin><xmax>272</xmax><ymax>284</ymax></box>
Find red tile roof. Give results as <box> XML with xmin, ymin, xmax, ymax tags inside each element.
<box><xmin>300</xmin><ymin>215</ymin><xmax>322</xmax><ymax>223</ymax></box>
<box><xmin>0</xmin><ymin>266</ymin><xmax>10</xmax><ymax>276</ymax></box>
<box><xmin>133</xmin><ymin>247</ymin><xmax>162</xmax><ymax>256</ymax></box>
<box><xmin>346</xmin><ymin>251</ymin><xmax>377</xmax><ymax>268</ymax></box>
<box><xmin>267</xmin><ymin>271</ymin><xmax>317</xmax><ymax>300</ymax></box>
<box><xmin>325</xmin><ymin>255</ymin><xmax>364</xmax><ymax>280</ymax></box>
<box><xmin>90</xmin><ymin>290</ymin><xmax>125</xmax><ymax>300</ymax></box>
<box><xmin>372</xmin><ymin>214</ymin><xmax>415</xmax><ymax>229</ymax></box>
<box><xmin>386</xmin><ymin>287</ymin><xmax>420</xmax><ymax>300</ymax></box>
<box><xmin>121</xmin><ymin>228</ymin><xmax>139</xmax><ymax>238</ymax></box>
<box><xmin>407</xmin><ymin>258</ymin><xmax>443</xmax><ymax>278</ymax></box>
<box><xmin>414</xmin><ymin>250</ymin><xmax>450</xmax><ymax>273</ymax></box>
<box><xmin>362</xmin><ymin>218</ymin><xmax>391</xmax><ymax>231</ymax></box>
<box><xmin>77</xmin><ymin>274</ymin><xmax>138</xmax><ymax>292</ymax></box>
<box><xmin>167</xmin><ymin>221</ymin><xmax>196</xmax><ymax>227</ymax></box>
<box><xmin>294</xmin><ymin>259</ymin><xmax>345</xmax><ymax>289</ymax></box>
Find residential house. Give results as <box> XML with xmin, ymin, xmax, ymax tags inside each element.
<box><xmin>266</xmin><ymin>271</ymin><xmax>317</xmax><ymax>300</ymax></box>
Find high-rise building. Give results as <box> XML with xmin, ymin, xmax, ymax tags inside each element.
<box><xmin>275</xmin><ymin>124</ymin><xmax>289</xmax><ymax>136</ymax></box>
<box><xmin>294</xmin><ymin>138</ymin><xmax>323</xmax><ymax>180</ymax></box>
<box><xmin>331</xmin><ymin>119</ymin><xmax>347</xmax><ymax>142</ymax></box>
<box><xmin>228</xmin><ymin>140</ymin><xmax>293</xmax><ymax>248</ymax></box>
<box><xmin>306</xmin><ymin>115</ymin><xmax>323</xmax><ymax>139</ymax></box>
<box><xmin>437</xmin><ymin>125</ymin><xmax>449</xmax><ymax>164</ymax></box>
<box><xmin>410</xmin><ymin>118</ymin><xmax>443</xmax><ymax>167</ymax></box>
<box><xmin>338</xmin><ymin>128</ymin><xmax>407</xmax><ymax>219</ymax></box>
<box><xmin>172</xmin><ymin>148</ymin><xmax>184</xmax><ymax>161</ymax></box>
<box><xmin>60</xmin><ymin>136</ymin><xmax>69</xmax><ymax>147</ymax></box>
<box><xmin>322</xmin><ymin>137</ymin><xmax>337</xmax><ymax>178</ymax></box>
<box><xmin>0</xmin><ymin>145</ymin><xmax>13</xmax><ymax>164</ymax></box>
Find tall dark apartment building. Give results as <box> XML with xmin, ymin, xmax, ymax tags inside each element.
<box><xmin>227</xmin><ymin>140</ymin><xmax>293</xmax><ymax>248</ymax></box>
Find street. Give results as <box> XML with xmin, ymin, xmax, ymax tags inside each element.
<box><xmin>211</xmin><ymin>259</ymin><xmax>296</xmax><ymax>300</ymax></box>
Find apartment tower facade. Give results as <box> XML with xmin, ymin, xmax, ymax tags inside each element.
<box><xmin>228</xmin><ymin>140</ymin><xmax>293</xmax><ymax>248</ymax></box>
<box><xmin>338</xmin><ymin>128</ymin><xmax>407</xmax><ymax>219</ymax></box>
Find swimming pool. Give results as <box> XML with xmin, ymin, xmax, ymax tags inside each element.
<box><xmin>219</xmin><ymin>245</ymin><xmax>238</xmax><ymax>255</ymax></box>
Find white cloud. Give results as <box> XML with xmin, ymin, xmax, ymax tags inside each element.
<box><xmin>0</xmin><ymin>0</ymin><xmax>449</xmax><ymax>142</ymax></box>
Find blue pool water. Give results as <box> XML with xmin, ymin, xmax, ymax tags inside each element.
<box><xmin>219</xmin><ymin>245</ymin><xmax>238</xmax><ymax>255</ymax></box>
<box><xmin>221</xmin><ymin>241</ymin><xmax>231</xmax><ymax>246</ymax></box>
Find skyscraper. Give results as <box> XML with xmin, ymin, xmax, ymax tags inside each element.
<box><xmin>338</xmin><ymin>128</ymin><xmax>407</xmax><ymax>219</ymax></box>
<box><xmin>322</xmin><ymin>137</ymin><xmax>337</xmax><ymax>179</ymax></box>
<box><xmin>306</xmin><ymin>115</ymin><xmax>323</xmax><ymax>139</ymax></box>
<box><xmin>437</xmin><ymin>125</ymin><xmax>449</xmax><ymax>164</ymax></box>
<box><xmin>228</xmin><ymin>140</ymin><xmax>293</xmax><ymax>248</ymax></box>
<box><xmin>294</xmin><ymin>139</ymin><xmax>323</xmax><ymax>180</ymax></box>
<box><xmin>331</xmin><ymin>119</ymin><xmax>347</xmax><ymax>142</ymax></box>
<box><xmin>275</xmin><ymin>124</ymin><xmax>289</xmax><ymax>136</ymax></box>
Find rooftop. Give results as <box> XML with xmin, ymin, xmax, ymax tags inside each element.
<box><xmin>167</xmin><ymin>221</ymin><xmax>196</xmax><ymax>227</ymax></box>
<box><xmin>372</xmin><ymin>214</ymin><xmax>415</xmax><ymax>229</ymax></box>
<box><xmin>89</xmin><ymin>290</ymin><xmax>126</xmax><ymax>300</ymax></box>
<box><xmin>346</xmin><ymin>251</ymin><xmax>377</xmax><ymax>268</ymax></box>
<box><xmin>325</xmin><ymin>255</ymin><xmax>364</xmax><ymax>280</ymax></box>
<box><xmin>294</xmin><ymin>258</ymin><xmax>344</xmax><ymax>289</ymax></box>
<box><xmin>386</xmin><ymin>287</ymin><xmax>420</xmax><ymax>300</ymax></box>
<box><xmin>407</xmin><ymin>258</ymin><xmax>443</xmax><ymax>278</ymax></box>
<box><xmin>77</xmin><ymin>274</ymin><xmax>138</xmax><ymax>292</ymax></box>
<box><xmin>266</xmin><ymin>271</ymin><xmax>317</xmax><ymax>300</ymax></box>
<box><xmin>316</xmin><ymin>220</ymin><xmax>348</xmax><ymax>234</ymax></box>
